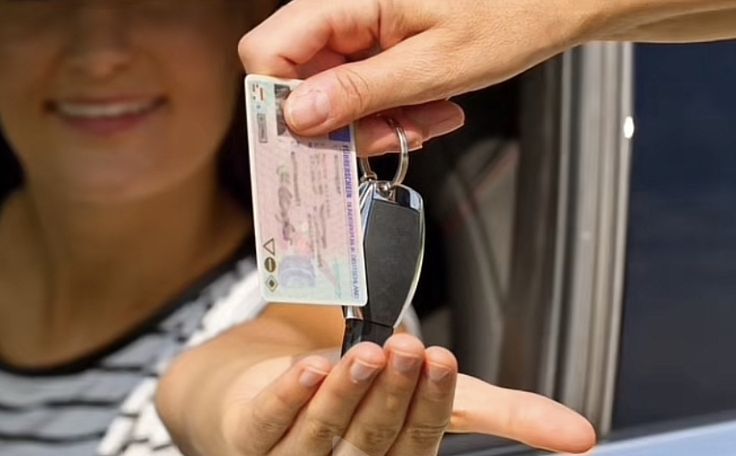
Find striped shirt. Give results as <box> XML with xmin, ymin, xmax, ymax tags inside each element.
<box><xmin>0</xmin><ymin>256</ymin><xmax>265</xmax><ymax>456</ymax></box>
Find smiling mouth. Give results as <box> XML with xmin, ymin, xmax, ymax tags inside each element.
<box><xmin>46</xmin><ymin>97</ymin><xmax>167</xmax><ymax>135</ymax></box>
<box><xmin>50</xmin><ymin>97</ymin><xmax>166</xmax><ymax>118</ymax></box>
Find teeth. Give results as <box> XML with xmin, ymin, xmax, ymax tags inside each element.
<box><xmin>55</xmin><ymin>100</ymin><xmax>159</xmax><ymax>119</ymax></box>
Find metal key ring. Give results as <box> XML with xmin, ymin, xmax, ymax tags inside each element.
<box><xmin>360</xmin><ymin>117</ymin><xmax>410</xmax><ymax>191</ymax></box>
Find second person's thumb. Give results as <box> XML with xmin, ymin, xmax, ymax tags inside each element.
<box><xmin>285</xmin><ymin>66</ymin><xmax>376</xmax><ymax>136</ymax></box>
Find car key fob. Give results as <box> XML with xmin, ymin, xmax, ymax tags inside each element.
<box><xmin>341</xmin><ymin>179</ymin><xmax>425</xmax><ymax>355</ymax></box>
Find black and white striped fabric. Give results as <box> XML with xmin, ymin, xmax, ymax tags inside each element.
<box><xmin>0</xmin><ymin>257</ymin><xmax>265</xmax><ymax>456</ymax></box>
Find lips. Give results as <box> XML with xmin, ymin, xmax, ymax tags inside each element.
<box><xmin>53</xmin><ymin>98</ymin><xmax>164</xmax><ymax>118</ymax></box>
<box><xmin>47</xmin><ymin>96</ymin><xmax>167</xmax><ymax>136</ymax></box>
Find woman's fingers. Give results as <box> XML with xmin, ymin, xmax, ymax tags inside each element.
<box><xmin>450</xmin><ymin>374</ymin><xmax>597</xmax><ymax>454</ymax></box>
<box><xmin>224</xmin><ymin>355</ymin><xmax>332</xmax><ymax>454</ymax></box>
<box><xmin>336</xmin><ymin>334</ymin><xmax>426</xmax><ymax>455</ymax></box>
<box><xmin>223</xmin><ymin>345</ymin><xmax>595</xmax><ymax>455</ymax></box>
<box><xmin>387</xmin><ymin>346</ymin><xmax>458</xmax><ymax>456</ymax></box>
<box><xmin>354</xmin><ymin>101</ymin><xmax>465</xmax><ymax>156</ymax></box>
<box><xmin>273</xmin><ymin>342</ymin><xmax>386</xmax><ymax>454</ymax></box>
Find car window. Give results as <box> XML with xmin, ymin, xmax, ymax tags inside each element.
<box><xmin>614</xmin><ymin>41</ymin><xmax>736</xmax><ymax>429</ymax></box>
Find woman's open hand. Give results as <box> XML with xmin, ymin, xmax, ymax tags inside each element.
<box><xmin>219</xmin><ymin>334</ymin><xmax>595</xmax><ymax>455</ymax></box>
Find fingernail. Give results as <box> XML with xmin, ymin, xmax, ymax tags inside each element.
<box><xmin>392</xmin><ymin>351</ymin><xmax>421</xmax><ymax>374</ymax></box>
<box><xmin>428</xmin><ymin>116</ymin><xmax>465</xmax><ymax>138</ymax></box>
<box><xmin>299</xmin><ymin>368</ymin><xmax>328</xmax><ymax>388</ymax></box>
<box><xmin>407</xmin><ymin>134</ymin><xmax>424</xmax><ymax>151</ymax></box>
<box><xmin>350</xmin><ymin>360</ymin><xmax>380</xmax><ymax>383</ymax></box>
<box><xmin>427</xmin><ymin>363</ymin><xmax>452</xmax><ymax>383</ymax></box>
<box><xmin>286</xmin><ymin>89</ymin><xmax>331</xmax><ymax>130</ymax></box>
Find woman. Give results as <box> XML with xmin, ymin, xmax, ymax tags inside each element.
<box><xmin>0</xmin><ymin>1</ymin><xmax>595</xmax><ymax>455</ymax></box>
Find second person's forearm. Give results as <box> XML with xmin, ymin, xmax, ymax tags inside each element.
<box><xmin>605</xmin><ymin>8</ymin><xmax>736</xmax><ymax>42</ymax></box>
<box><xmin>588</xmin><ymin>0</ymin><xmax>736</xmax><ymax>42</ymax></box>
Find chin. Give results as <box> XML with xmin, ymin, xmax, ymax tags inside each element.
<box><xmin>20</xmin><ymin>126</ymin><xmax>221</xmax><ymax>204</ymax></box>
<box><xmin>52</xmin><ymin>154</ymin><xmax>213</xmax><ymax>205</ymax></box>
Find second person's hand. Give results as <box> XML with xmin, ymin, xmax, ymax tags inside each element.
<box><xmin>238</xmin><ymin>0</ymin><xmax>603</xmax><ymax>155</ymax></box>
<box><xmin>240</xmin><ymin>0</ymin><xmax>736</xmax><ymax>154</ymax></box>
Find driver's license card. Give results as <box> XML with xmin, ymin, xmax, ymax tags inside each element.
<box><xmin>245</xmin><ymin>74</ymin><xmax>367</xmax><ymax>307</ymax></box>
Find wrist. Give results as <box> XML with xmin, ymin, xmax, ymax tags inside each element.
<box><xmin>528</xmin><ymin>0</ymin><xmax>618</xmax><ymax>52</ymax></box>
<box><xmin>569</xmin><ymin>0</ymin><xmax>736</xmax><ymax>42</ymax></box>
<box><xmin>219</xmin><ymin>355</ymin><xmax>298</xmax><ymax>451</ymax></box>
<box><xmin>553</xmin><ymin>0</ymin><xmax>629</xmax><ymax>44</ymax></box>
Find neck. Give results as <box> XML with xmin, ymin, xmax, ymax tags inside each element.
<box><xmin>0</xmin><ymin>165</ymin><xmax>250</xmax><ymax>368</ymax></box>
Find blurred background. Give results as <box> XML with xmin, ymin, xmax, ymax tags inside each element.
<box><xmin>388</xmin><ymin>40</ymin><xmax>736</xmax><ymax>454</ymax></box>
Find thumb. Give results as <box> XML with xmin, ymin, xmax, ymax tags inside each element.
<box><xmin>285</xmin><ymin>30</ymin><xmax>460</xmax><ymax>136</ymax></box>
<box><xmin>450</xmin><ymin>374</ymin><xmax>597</xmax><ymax>454</ymax></box>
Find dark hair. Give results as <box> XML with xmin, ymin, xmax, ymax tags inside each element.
<box><xmin>0</xmin><ymin>128</ymin><xmax>23</xmax><ymax>200</ymax></box>
<box><xmin>218</xmin><ymin>92</ymin><xmax>252</xmax><ymax>210</ymax></box>
<box><xmin>0</xmin><ymin>93</ymin><xmax>252</xmax><ymax>210</ymax></box>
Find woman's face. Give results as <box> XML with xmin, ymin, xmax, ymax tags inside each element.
<box><xmin>0</xmin><ymin>0</ymin><xmax>275</xmax><ymax>202</ymax></box>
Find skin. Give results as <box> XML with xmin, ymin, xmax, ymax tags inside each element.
<box><xmin>0</xmin><ymin>0</ymin><xmax>260</xmax><ymax>368</ymax></box>
<box><xmin>0</xmin><ymin>1</ymin><xmax>597</xmax><ymax>455</ymax></box>
<box><xmin>158</xmin><ymin>316</ymin><xmax>596</xmax><ymax>455</ymax></box>
<box><xmin>239</xmin><ymin>0</ymin><xmax>736</xmax><ymax>155</ymax></box>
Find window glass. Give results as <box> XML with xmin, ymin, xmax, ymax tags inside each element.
<box><xmin>614</xmin><ymin>42</ymin><xmax>736</xmax><ymax>428</ymax></box>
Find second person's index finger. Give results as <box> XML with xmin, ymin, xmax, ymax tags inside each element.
<box><xmin>238</xmin><ymin>0</ymin><xmax>463</xmax><ymax>137</ymax></box>
<box><xmin>238</xmin><ymin>0</ymin><xmax>382</xmax><ymax>78</ymax></box>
